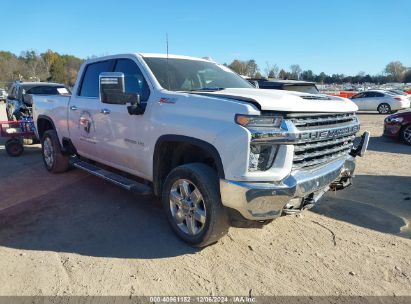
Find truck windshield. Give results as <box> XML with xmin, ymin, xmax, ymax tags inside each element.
<box><xmin>143</xmin><ymin>57</ymin><xmax>253</xmax><ymax>91</ymax></box>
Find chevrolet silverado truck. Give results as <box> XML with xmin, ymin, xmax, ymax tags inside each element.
<box><xmin>32</xmin><ymin>53</ymin><xmax>369</xmax><ymax>247</ymax></box>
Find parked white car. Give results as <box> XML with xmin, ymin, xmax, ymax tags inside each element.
<box><xmin>350</xmin><ymin>90</ymin><xmax>410</xmax><ymax>114</ymax></box>
<box><xmin>32</xmin><ymin>53</ymin><xmax>369</xmax><ymax>246</ymax></box>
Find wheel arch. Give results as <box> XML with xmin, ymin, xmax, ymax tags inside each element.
<box><xmin>37</xmin><ymin>115</ymin><xmax>56</xmax><ymax>139</ymax></box>
<box><xmin>152</xmin><ymin>135</ymin><xmax>225</xmax><ymax>196</ymax></box>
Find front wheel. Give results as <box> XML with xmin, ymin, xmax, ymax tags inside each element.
<box><xmin>377</xmin><ymin>103</ymin><xmax>391</xmax><ymax>114</ymax></box>
<box><xmin>41</xmin><ymin>130</ymin><xmax>69</xmax><ymax>173</ymax></box>
<box><xmin>400</xmin><ymin>125</ymin><xmax>411</xmax><ymax>145</ymax></box>
<box><xmin>162</xmin><ymin>163</ymin><xmax>229</xmax><ymax>247</ymax></box>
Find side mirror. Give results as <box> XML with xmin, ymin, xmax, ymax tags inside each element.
<box><xmin>99</xmin><ymin>72</ymin><xmax>143</xmax><ymax>115</ymax></box>
<box><xmin>99</xmin><ymin>72</ymin><xmax>126</xmax><ymax>104</ymax></box>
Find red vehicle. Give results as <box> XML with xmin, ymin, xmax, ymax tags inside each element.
<box><xmin>384</xmin><ymin>111</ymin><xmax>411</xmax><ymax>145</ymax></box>
<box><xmin>0</xmin><ymin>119</ymin><xmax>36</xmax><ymax>156</ymax></box>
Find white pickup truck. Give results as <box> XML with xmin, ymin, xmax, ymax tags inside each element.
<box><xmin>33</xmin><ymin>53</ymin><xmax>369</xmax><ymax>247</ymax></box>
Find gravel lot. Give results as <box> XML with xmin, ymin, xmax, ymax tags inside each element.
<box><xmin>0</xmin><ymin>103</ymin><xmax>410</xmax><ymax>296</ymax></box>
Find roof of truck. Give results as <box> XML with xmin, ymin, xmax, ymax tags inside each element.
<box><xmin>139</xmin><ymin>53</ymin><xmax>212</xmax><ymax>62</ymax></box>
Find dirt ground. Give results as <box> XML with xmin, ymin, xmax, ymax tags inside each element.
<box><xmin>0</xmin><ymin>103</ymin><xmax>410</xmax><ymax>296</ymax></box>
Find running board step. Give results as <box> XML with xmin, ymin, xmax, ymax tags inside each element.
<box><xmin>70</xmin><ymin>158</ymin><xmax>152</xmax><ymax>195</ymax></box>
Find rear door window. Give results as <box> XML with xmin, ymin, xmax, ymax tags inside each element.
<box><xmin>79</xmin><ymin>60</ymin><xmax>115</xmax><ymax>97</ymax></box>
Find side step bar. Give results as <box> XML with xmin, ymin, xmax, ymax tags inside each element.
<box><xmin>70</xmin><ymin>158</ymin><xmax>152</xmax><ymax>195</ymax></box>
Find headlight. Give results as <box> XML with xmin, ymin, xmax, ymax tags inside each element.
<box><xmin>236</xmin><ymin>114</ymin><xmax>283</xmax><ymax>172</ymax></box>
<box><xmin>249</xmin><ymin>144</ymin><xmax>279</xmax><ymax>172</ymax></box>
<box><xmin>385</xmin><ymin>117</ymin><xmax>403</xmax><ymax>123</ymax></box>
<box><xmin>235</xmin><ymin>114</ymin><xmax>283</xmax><ymax>128</ymax></box>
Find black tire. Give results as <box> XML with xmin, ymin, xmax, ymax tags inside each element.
<box><xmin>162</xmin><ymin>163</ymin><xmax>229</xmax><ymax>247</ymax></box>
<box><xmin>377</xmin><ymin>103</ymin><xmax>391</xmax><ymax>114</ymax></box>
<box><xmin>400</xmin><ymin>124</ymin><xmax>411</xmax><ymax>145</ymax></box>
<box><xmin>41</xmin><ymin>130</ymin><xmax>69</xmax><ymax>173</ymax></box>
<box><xmin>5</xmin><ymin>139</ymin><xmax>24</xmax><ymax>157</ymax></box>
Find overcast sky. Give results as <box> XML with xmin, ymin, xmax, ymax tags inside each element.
<box><xmin>3</xmin><ymin>0</ymin><xmax>410</xmax><ymax>75</ymax></box>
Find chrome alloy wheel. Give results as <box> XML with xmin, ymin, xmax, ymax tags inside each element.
<box><xmin>43</xmin><ymin>137</ymin><xmax>54</xmax><ymax>168</ymax></box>
<box><xmin>403</xmin><ymin>125</ymin><xmax>411</xmax><ymax>144</ymax></box>
<box><xmin>169</xmin><ymin>179</ymin><xmax>207</xmax><ymax>236</ymax></box>
<box><xmin>379</xmin><ymin>104</ymin><xmax>390</xmax><ymax>114</ymax></box>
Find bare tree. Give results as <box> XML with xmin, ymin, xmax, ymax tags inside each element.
<box><xmin>20</xmin><ymin>50</ymin><xmax>48</xmax><ymax>81</ymax></box>
<box><xmin>264</xmin><ymin>62</ymin><xmax>279</xmax><ymax>78</ymax></box>
<box><xmin>385</xmin><ymin>61</ymin><xmax>406</xmax><ymax>82</ymax></box>
<box><xmin>290</xmin><ymin>64</ymin><xmax>302</xmax><ymax>80</ymax></box>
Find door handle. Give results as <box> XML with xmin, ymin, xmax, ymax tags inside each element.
<box><xmin>100</xmin><ymin>108</ymin><xmax>111</xmax><ymax>115</ymax></box>
<box><xmin>70</xmin><ymin>105</ymin><xmax>78</xmax><ymax>111</ymax></box>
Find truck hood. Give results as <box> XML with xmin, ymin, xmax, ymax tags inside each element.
<box><xmin>201</xmin><ymin>88</ymin><xmax>358</xmax><ymax>113</ymax></box>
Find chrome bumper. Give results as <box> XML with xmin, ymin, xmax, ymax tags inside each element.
<box><xmin>220</xmin><ymin>157</ymin><xmax>356</xmax><ymax>221</ymax></box>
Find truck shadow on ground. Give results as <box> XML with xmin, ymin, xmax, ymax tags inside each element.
<box><xmin>363</xmin><ymin>135</ymin><xmax>411</xmax><ymax>155</ymax></box>
<box><xmin>313</xmin><ymin>175</ymin><xmax>411</xmax><ymax>239</ymax></box>
<box><xmin>1</xmin><ymin>172</ymin><xmax>410</xmax><ymax>258</ymax></box>
<box><xmin>0</xmin><ymin>176</ymin><xmax>198</xmax><ymax>259</ymax></box>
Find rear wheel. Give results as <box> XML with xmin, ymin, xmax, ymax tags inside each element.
<box><xmin>377</xmin><ymin>103</ymin><xmax>391</xmax><ymax>114</ymax></box>
<box><xmin>162</xmin><ymin>163</ymin><xmax>229</xmax><ymax>247</ymax></box>
<box><xmin>400</xmin><ymin>125</ymin><xmax>411</xmax><ymax>145</ymax></box>
<box><xmin>5</xmin><ymin>139</ymin><xmax>24</xmax><ymax>157</ymax></box>
<box><xmin>41</xmin><ymin>130</ymin><xmax>69</xmax><ymax>173</ymax></box>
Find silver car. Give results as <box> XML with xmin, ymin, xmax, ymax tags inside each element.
<box><xmin>350</xmin><ymin>90</ymin><xmax>410</xmax><ymax>114</ymax></box>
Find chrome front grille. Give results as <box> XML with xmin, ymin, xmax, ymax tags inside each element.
<box><xmin>288</xmin><ymin>113</ymin><xmax>358</xmax><ymax>169</ymax></box>
<box><xmin>288</xmin><ymin>112</ymin><xmax>356</xmax><ymax>130</ymax></box>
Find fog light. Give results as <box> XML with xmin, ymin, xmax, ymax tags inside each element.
<box><xmin>249</xmin><ymin>144</ymin><xmax>279</xmax><ymax>171</ymax></box>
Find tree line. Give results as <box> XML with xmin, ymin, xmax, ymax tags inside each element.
<box><xmin>0</xmin><ymin>49</ymin><xmax>410</xmax><ymax>88</ymax></box>
<box><xmin>0</xmin><ymin>50</ymin><xmax>83</xmax><ymax>87</ymax></box>
<box><xmin>227</xmin><ymin>60</ymin><xmax>411</xmax><ymax>84</ymax></box>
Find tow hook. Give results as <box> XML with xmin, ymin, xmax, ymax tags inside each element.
<box><xmin>350</xmin><ymin>131</ymin><xmax>370</xmax><ymax>157</ymax></box>
<box><xmin>282</xmin><ymin>197</ymin><xmax>315</xmax><ymax>215</ymax></box>
<box><xmin>283</xmin><ymin>190</ymin><xmax>327</xmax><ymax>215</ymax></box>
<box><xmin>330</xmin><ymin>176</ymin><xmax>352</xmax><ymax>191</ymax></box>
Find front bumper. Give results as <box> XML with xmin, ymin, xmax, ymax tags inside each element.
<box><xmin>383</xmin><ymin>122</ymin><xmax>402</xmax><ymax>138</ymax></box>
<box><xmin>220</xmin><ymin>130</ymin><xmax>371</xmax><ymax>221</ymax></box>
<box><xmin>220</xmin><ymin>157</ymin><xmax>355</xmax><ymax>220</ymax></box>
